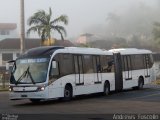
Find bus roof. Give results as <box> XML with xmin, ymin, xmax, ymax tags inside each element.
<box><xmin>55</xmin><ymin>47</ymin><xmax>113</xmax><ymax>55</ymax></box>
<box><xmin>108</xmin><ymin>48</ymin><xmax>152</xmax><ymax>55</ymax></box>
<box><xmin>18</xmin><ymin>46</ymin><xmax>64</xmax><ymax>59</ymax></box>
<box><xmin>18</xmin><ymin>46</ymin><xmax>112</xmax><ymax>59</ymax></box>
<box><xmin>18</xmin><ymin>47</ymin><xmax>152</xmax><ymax>59</ymax></box>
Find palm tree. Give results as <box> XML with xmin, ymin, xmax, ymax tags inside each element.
<box><xmin>20</xmin><ymin>0</ymin><xmax>25</xmax><ymax>53</ymax></box>
<box><xmin>27</xmin><ymin>8</ymin><xmax>68</xmax><ymax>45</ymax></box>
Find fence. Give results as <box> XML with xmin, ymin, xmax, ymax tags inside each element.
<box><xmin>0</xmin><ymin>70</ymin><xmax>10</xmax><ymax>90</ymax></box>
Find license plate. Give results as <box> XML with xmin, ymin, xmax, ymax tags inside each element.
<box><xmin>21</xmin><ymin>95</ymin><xmax>27</xmax><ymax>97</ymax></box>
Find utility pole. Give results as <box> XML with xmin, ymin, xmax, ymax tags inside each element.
<box><xmin>20</xmin><ymin>0</ymin><xmax>25</xmax><ymax>54</ymax></box>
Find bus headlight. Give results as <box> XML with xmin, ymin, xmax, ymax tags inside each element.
<box><xmin>40</xmin><ymin>87</ymin><xmax>45</xmax><ymax>91</ymax></box>
<box><xmin>9</xmin><ymin>86</ymin><xmax>13</xmax><ymax>92</ymax></box>
<box><xmin>37</xmin><ymin>86</ymin><xmax>45</xmax><ymax>91</ymax></box>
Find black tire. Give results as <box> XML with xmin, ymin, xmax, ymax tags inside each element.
<box><xmin>63</xmin><ymin>85</ymin><xmax>72</xmax><ymax>101</ymax></box>
<box><xmin>104</xmin><ymin>82</ymin><xmax>110</xmax><ymax>96</ymax></box>
<box><xmin>138</xmin><ymin>79</ymin><xmax>144</xmax><ymax>90</ymax></box>
<box><xmin>132</xmin><ymin>86</ymin><xmax>138</xmax><ymax>90</ymax></box>
<box><xmin>30</xmin><ymin>99</ymin><xmax>41</xmax><ymax>103</ymax></box>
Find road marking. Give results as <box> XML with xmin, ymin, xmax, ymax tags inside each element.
<box><xmin>131</xmin><ymin>92</ymin><xmax>160</xmax><ymax>99</ymax></box>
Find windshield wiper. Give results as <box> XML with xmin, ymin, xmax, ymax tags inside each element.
<box><xmin>15</xmin><ymin>66</ymin><xmax>36</xmax><ymax>85</ymax></box>
<box><xmin>15</xmin><ymin>66</ymin><xmax>29</xmax><ymax>85</ymax></box>
<box><xmin>27</xmin><ymin>67</ymin><xmax>35</xmax><ymax>84</ymax></box>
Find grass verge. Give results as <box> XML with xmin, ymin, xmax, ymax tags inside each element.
<box><xmin>152</xmin><ymin>79</ymin><xmax>160</xmax><ymax>85</ymax></box>
<box><xmin>0</xmin><ymin>86</ymin><xmax>9</xmax><ymax>91</ymax></box>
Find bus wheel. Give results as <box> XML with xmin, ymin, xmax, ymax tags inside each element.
<box><xmin>64</xmin><ymin>85</ymin><xmax>72</xmax><ymax>101</ymax></box>
<box><xmin>104</xmin><ymin>82</ymin><xmax>110</xmax><ymax>96</ymax></box>
<box><xmin>138</xmin><ymin>79</ymin><xmax>144</xmax><ymax>90</ymax></box>
<box><xmin>30</xmin><ymin>99</ymin><xmax>41</xmax><ymax>103</ymax></box>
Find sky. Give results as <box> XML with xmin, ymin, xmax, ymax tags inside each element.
<box><xmin>0</xmin><ymin>0</ymin><xmax>158</xmax><ymax>40</ymax></box>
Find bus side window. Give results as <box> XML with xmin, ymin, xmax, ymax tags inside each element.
<box><xmin>101</xmin><ymin>56</ymin><xmax>114</xmax><ymax>73</ymax></box>
<box><xmin>149</xmin><ymin>54</ymin><xmax>154</xmax><ymax>68</ymax></box>
<box><xmin>60</xmin><ymin>54</ymin><xmax>74</xmax><ymax>76</ymax></box>
<box><xmin>107</xmin><ymin>60</ymin><xmax>114</xmax><ymax>72</ymax></box>
<box><xmin>83</xmin><ymin>55</ymin><xmax>94</xmax><ymax>73</ymax></box>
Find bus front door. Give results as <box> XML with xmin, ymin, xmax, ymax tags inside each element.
<box><xmin>74</xmin><ymin>55</ymin><xmax>84</xmax><ymax>85</ymax></box>
<box><xmin>113</xmin><ymin>53</ymin><xmax>123</xmax><ymax>91</ymax></box>
<box><xmin>93</xmin><ymin>56</ymin><xmax>102</xmax><ymax>84</ymax></box>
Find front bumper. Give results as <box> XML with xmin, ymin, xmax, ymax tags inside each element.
<box><xmin>9</xmin><ymin>90</ymin><xmax>48</xmax><ymax>100</ymax></box>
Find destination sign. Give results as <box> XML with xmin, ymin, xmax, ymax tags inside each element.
<box><xmin>19</xmin><ymin>58</ymin><xmax>48</xmax><ymax>64</ymax></box>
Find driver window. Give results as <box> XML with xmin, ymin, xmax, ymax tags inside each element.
<box><xmin>50</xmin><ymin>61</ymin><xmax>59</xmax><ymax>76</ymax></box>
<box><xmin>49</xmin><ymin>54</ymin><xmax>60</xmax><ymax>79</ymax></box>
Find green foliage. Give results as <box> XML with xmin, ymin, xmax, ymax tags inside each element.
<box><xmin>78</xmin><ymin>43</ymin><xmax>91</xmax><ymax>48</ymax></box>
<box><xmin>153</xmin><ymin>22</ymin><xmax>160</xmax><ymax>43</ymax></box>
<box><xmin>0</xmin><ymin>86</ymin><xmax>9</xmax><ymax>91</ymax></box>
<box><xmin>80</xmin><ymin>36</ymin><xmax>159</xmax><ymax>51</ymax></box>
<box><xmin>27</xmin><ymin>7</ymin><xmax>68</xmax><ymax>45</ymax></box>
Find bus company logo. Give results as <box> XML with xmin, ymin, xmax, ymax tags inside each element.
<box><xmin>113</xmin><ymin>114</ymin><xmax>159</xmax><ymax>120</ymax></box>
<box><xmin>1</xmin><ymin>114</ymin><xmax>18</xmax><ymax>120</ymax></box>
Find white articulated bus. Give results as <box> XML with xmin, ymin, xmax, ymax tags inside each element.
<box><xmin>9</xmin><ymin>47</ymin><xmax>155</xmax><ymax>102</ymax></box>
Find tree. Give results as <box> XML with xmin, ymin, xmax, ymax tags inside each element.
<box><xmin>153</xmin><ymin>22</ymin><xmax>160</xmax><ymax>43</ymax></box>
<box><xmin>20</xmin><ymin>0</ymin><xmax>25</xmax><ymax>53</ymax></box>
<box><xmin>27</xmin><ymin>8</ymin><xmax>68</xmax><ymax>45</ymax></box>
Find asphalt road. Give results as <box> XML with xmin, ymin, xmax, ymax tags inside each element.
<box><xmin>0</xmin><ymin>84</ymin><xmax>160</xmax><ymax>120</ymax></box>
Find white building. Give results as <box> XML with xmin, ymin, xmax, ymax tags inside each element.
<box><xmin>0</xmin><ymin>23</ymin><xmax>18</xmax><ymax>41</ymax></box>
<box><xmin>0</xmin><ymin>38</ymin><xmax>75</xmax><ymax>67</ymax></box>
<box><xmin>0</xmin><ymin>38</ymin><xmax>41</xmax><ymax>68</ymax></box>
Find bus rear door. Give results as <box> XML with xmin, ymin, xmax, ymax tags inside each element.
<box><xmin>93</xmin><ymin>56</ymin><xmax>102</xmax><ymax>84</ymax></box>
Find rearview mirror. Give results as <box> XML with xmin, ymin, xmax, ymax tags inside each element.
<box><xmin>52</xmin><ymin>61</ymin><xmax>57</xmax><ymax>68</ymax></box>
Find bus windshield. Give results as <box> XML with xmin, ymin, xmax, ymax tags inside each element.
<box><xmin>10</xmin><ymin>58</ymin><xmax>49</xmax><ymax>84</ymax></box>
